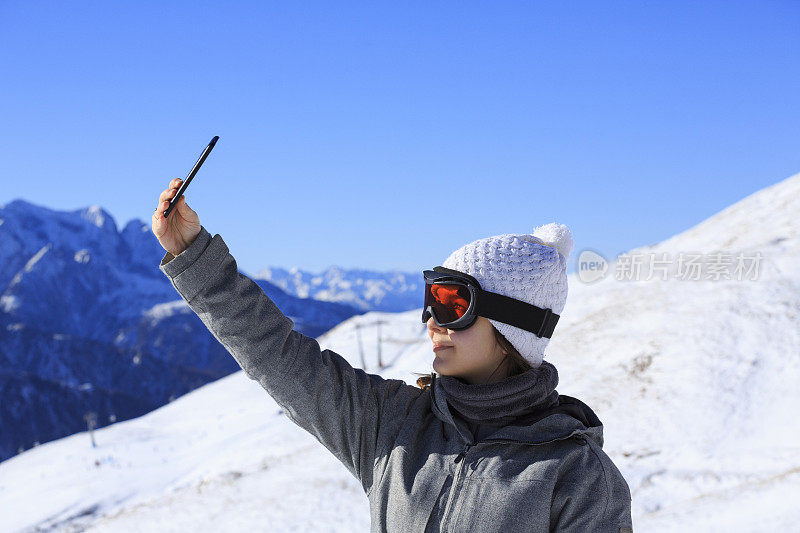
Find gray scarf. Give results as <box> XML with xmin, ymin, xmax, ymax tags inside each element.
<box><xmin>438</xmin><ymin>360</ymin><xmax>560</xmax><ymax>427</ymax></box>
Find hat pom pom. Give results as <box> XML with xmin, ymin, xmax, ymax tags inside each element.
<box><xmin>531</xmin><ymin>223</ymin><xmax>574</xmax><ymax>260</ymax></box>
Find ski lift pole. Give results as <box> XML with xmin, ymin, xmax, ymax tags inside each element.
<box><xmin>84</xmin><ymin>411</ymin><xmax>97</xmax><ymax>448</ymax></box>
<box><xmin>355</xmin><ymin>323</ymin><xmax>366</xmax><ymax>369</ymax></box>
<box><xmin>375</xmin><ymin>319</ymin><xmax>387</xmax><ymax>368</ymax></box>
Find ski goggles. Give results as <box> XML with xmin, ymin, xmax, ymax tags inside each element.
<box><xmin>422</xmin><ymin>266</ymin><xmax>560</xmax><ymax>338</ymax></box>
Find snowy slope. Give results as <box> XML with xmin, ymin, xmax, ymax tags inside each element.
<box><xmin>1</xmin><ymin>172</ymin><xmax>799</xmax><ymax>531</ymax></box>
<box><xmin>0</xmin><ymin>310</ymin><xmax>425</xmax><ymax>532</ymax></box>
<box><xmin>558</xmin><ymin>171</ymin><xmax>800</xmax><ymax>530</ymax></box>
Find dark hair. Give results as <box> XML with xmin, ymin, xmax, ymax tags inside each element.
<box><xmin>413</xmin><ymin>325</ymin><xmax>533</xmax><ymax>389</ymax></box>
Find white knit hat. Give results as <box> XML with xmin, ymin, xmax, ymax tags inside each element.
<box><xmin>441</xmin><ymin>223</ymin><xmax>573</xmax><ymax>368</ymax></box>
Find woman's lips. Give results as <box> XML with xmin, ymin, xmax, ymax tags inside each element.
<box><xmin>433</xmin><ymin>345</ymin><xmax>452</xmax><ymax>352</ymax></box>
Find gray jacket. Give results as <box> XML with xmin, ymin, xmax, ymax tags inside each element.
<box><xmin>159</xmin><ymin>226</ymin><xmax>634</xmax><ymax>532</ymax></box>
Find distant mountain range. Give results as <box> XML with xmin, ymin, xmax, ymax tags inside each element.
<box><xmin>0</xmin><ymin>199</ymin><xmax>418</xmax><ymax>463</ymax></box>
<box><xmin>255</xmin><ymin>265</ymin><xmax>422</xmax><ymax>312</ymax></box>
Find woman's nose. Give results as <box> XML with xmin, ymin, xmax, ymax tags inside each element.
<box><xmin>427</xmin><ymin>317</ymin><xmax>447</xmax><ymax>332</ymax></box>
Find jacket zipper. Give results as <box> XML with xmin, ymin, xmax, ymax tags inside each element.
<box><xmin>438</xmin><ymin>433</ymin><xmax>585</xmax><ymax>530</ymax></box>
<box><xmin>454</xmin><ymin>442</ymin><xmax>470</xmax><ymax>463</ymax></box>
<box><xmin>439</xmin><ymin>442</ymin><xmax>471</xmax><ymax>530</ymax></box>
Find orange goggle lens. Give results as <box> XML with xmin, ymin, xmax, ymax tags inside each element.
<box><xmin>424</xmin><ymin>282</ymin><xmax>472</xmax><ymax>324</ymax></box>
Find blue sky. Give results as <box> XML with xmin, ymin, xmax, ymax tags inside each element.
<box><xmin>1</xmin><ymin>1</ymin><xmax>798</xmax><ymax>276</ymax></box>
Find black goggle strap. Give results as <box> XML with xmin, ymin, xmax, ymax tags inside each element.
<box><xmin>473</xmin><ymin>288</ymin><xmax>560</xmax><ymax>338</ymax></box>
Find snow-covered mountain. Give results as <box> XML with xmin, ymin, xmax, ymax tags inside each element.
<box><xmin>559</xmin><ymin>171</ymin><xmax>800</xmax><ymax>530</ymax></box>
<box><xmin>255</xmin><ymin>265</ymin><xmax>422</xmax><ymax>312</ymax></box>
<box><xmin>0</xmin><ymin>199</ymin><xmax>362</xmax><ymax>463</ymax></box>
<box><xmin>2</xmin><ymin>171</ymin><xmax>799</xmax><ymax>531</ymax></box>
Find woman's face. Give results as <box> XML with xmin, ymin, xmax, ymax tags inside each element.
<box><xmin>427</xmin><ymin>315</ymin><xmax>510</xmax><ymax>384</ymax></box>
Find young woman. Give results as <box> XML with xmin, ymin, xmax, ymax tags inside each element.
<box><xmin>152</xmin><ymin>179</ymin><xmax>633</xmax><ymax>532</ymax></box>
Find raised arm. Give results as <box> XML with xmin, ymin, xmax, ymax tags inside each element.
<box><xmin>159</xmin><ymin>225</ymin><xmax>422</xmax><ymax>494</ymax></box>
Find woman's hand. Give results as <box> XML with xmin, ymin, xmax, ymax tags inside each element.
<box><xmin>152</xmin><ymin>178</ymin><xmax>201</xmax><ymax>257</ymax></box>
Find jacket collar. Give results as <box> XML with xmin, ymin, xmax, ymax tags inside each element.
<box><xmin>429</xmin><ymin>371</ymin><xmax>605</xmax><ymax>448</ymax></box>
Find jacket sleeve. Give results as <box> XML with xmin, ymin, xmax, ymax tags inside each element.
<box><xmin>158</xmin><ymin>225</ymin><xmax>423</xmax><ymax>495</ymax></box>
<box><xmin>549</xmin><ymin>439</ymin><xmax>634</xmax><ymax>532</ymax></box>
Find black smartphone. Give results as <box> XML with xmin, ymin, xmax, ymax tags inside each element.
<box><xmin>163</xmin><ymin>135</ymin><xmax>219</xmax><ymax>218</ymax></box>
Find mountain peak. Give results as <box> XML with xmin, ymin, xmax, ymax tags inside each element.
<box><xmin>83</xmin><ymin>205</ymin><xmax>106</xmax><ymax>227</ymax></box>
<box><xmin>631</xmin><ymin>171</ymin><xmax>800</xmax><ymax>257</ymax></box>
<box><xmin>1</xmin><ymin>199</ymin><xmax>119</xmax><ymax>234</ymax></box>
<box><xmin>78</xmin><ymin>205</ymin><xmax>116</xmax><ymax>232</ymax></box>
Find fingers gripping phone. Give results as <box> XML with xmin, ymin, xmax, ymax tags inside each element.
<box><xmin>163</xmin><ymin>135</ymin><xmax>219</xmax><ymax>218</ymax></box>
